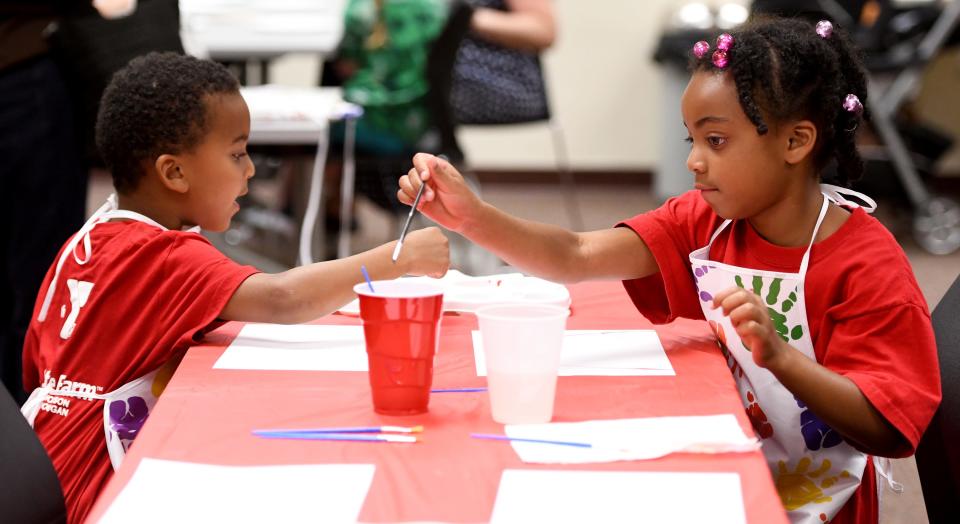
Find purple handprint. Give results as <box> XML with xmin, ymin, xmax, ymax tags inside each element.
<box><xmin>797</xmin><ymin>397</ymin><xmax>842</xmax><ymax>450</ymax></box>
<box><xmin>109</xmin><ymin>396</ymin><xmax>150</xmax><ymax>441</ymax></box>
<box><xmin>693</xmin><ymin>265</ymin><xmax>713</xmax><ymax>302</ymax></box>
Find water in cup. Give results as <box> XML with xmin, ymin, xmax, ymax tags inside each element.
<box><xmin>486</xmin><ymin>370</ymin><xmax>558</xmax><ymax>424</ymax></box>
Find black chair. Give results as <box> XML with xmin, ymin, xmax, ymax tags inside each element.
<box><xmin>0</xmin><ymin>387</ymin><xmax>66</xmax><ymax>524</ymax></box>
<box><xmin>915</xmin><ymin>273</ymin><xmax>960</xmax><ymax>523</ymax></box>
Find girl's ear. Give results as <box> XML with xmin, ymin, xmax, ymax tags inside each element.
<box><xmin>155</xmin><ymin>154</ymin><xmax>189</xmax><ymax>193</ymax></box>
<box><xmin>784</xmin><ymin>120</ymin><xmax>817</xmax><ymax>165</ymax></box>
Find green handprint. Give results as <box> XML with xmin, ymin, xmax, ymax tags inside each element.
<box><xmin>734</xmin><ymin>275</ymin><xmax>804</xmax><ymax>344</ymax></box>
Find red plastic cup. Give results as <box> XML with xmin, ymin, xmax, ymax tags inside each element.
<box><xmin>353</xmin><ymin>280</ymin><xmax>444</xmax><ymax>415</ymax></box>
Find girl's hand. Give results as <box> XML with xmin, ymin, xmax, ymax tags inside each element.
<box><xmin>398</xmin><ymin>153</ymin><xmax>484</xmax><ymax>234</ymax></box>
<box><xmin>712</xmin><ymin>287</ymin><xmax>790</xmax><ymax>370</ymax></box>
<box><xmin>396</xmin><ymin>227</ymin><xmax>450</xmax><ymax>278</ymax></box>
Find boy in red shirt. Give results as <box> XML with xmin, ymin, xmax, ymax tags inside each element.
<box><xmin>21</xmin><ymin>52</ymin><xmax>449</xmax><ymax>523</ymax></box>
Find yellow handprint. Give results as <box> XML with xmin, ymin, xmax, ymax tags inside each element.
<box><xmin>775</xmin><ymin>457</ymin><xmax>851</xmax><ymax>511</ymax></box>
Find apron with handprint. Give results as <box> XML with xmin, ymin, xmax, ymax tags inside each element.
<box><xmin>21</xmin><ymin>364</ymin><xmax>177</xmax><ymax>470</ymax></box>
<box><xmin>690</xmin><ymin>188</ymin><xmax>875</xmax><ymax>523</ymax></box>
<box><xmin>21</xmin><ymin>195</ymin><xmax>188</xmax><ymax>471</ymax></box>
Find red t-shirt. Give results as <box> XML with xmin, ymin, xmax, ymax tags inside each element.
<box><xmin>619</xmin><ymin>191</ymin><xmax>940</xmax><ymax>524</ymax></box>
<box><xmin>22</xmin><ymin>221</ymin><xmax>258</xmax><ymax>523</ymax></box>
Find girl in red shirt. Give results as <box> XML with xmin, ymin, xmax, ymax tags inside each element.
<box><xmin>397</xmin><ymin>17</ymin><xmax>940</xmax><ymax>524</ymax></box>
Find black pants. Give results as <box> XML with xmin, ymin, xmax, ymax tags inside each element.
<box><xmin>0</xmin><ymin>56</ymin><xmax>87</xmax><ymax>404</ymax></box>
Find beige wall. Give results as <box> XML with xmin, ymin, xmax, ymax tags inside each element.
<box><xmin>456</xmin><ymin>0</ymin><xmax>678</xmax><ymax>170</ymax></box>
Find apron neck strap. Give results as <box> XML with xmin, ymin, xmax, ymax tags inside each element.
<box><xmin>37</xmin><ymin>194</ymin><xmax>188</xmax><ymax>322</ymax></box>
<box><xmin>798</xmin><ymin>195</ymin><xmax>831</xmax><ymax>276</ymax></box>
<box><xmin>705</xmin><ymin>194</ymin><xmax>831</xmax><ymax>279</ymax></box>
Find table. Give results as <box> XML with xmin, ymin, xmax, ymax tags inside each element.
<box><xmin>87</xmin><ymin>281</ymin><xmax>787</xmax><ymax>523</ymax></box>
<box><xmin>179</xmin><ymin>0</ymin><xmax>347</xmax><ymax>61</ymax></box>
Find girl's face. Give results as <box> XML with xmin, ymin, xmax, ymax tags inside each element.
<box><xmin>680</xmin><ymin>71</ymin><xmax>795</xmax><ymax>220</ymax></box>
<box><xmin>178</xmin><ymin>92</ymin><xmax>255</xmax><ymax>232</ymax></box>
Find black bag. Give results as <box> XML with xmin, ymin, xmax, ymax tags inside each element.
<box><xmin>46</xmin><ymin>0</ymin><xmax>184</xmax><ymax>165</ymax></box>
<box><xmin>449</xmin><ymin>0</ymin><xmax>550</xmax><ymax>125</ymax></box>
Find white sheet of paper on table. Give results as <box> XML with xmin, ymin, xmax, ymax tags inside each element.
<box><xmin>472</xmin><ymin>329</ymin><xmax>675</xmax><ymax>377</ymax></box>
<box><xmin>489</xmin><ymin>469</ymin><xmax>746</xmax><ymax>524</ymax></box>
<box><xmin>503</xmin><ymin>414</ymin><xmax>758</xmax><ymax>464</ymax></box>
<box><xmin>99</xmin><ymin>459</ymin><xmax>375</xmax><ymax>524</ymax></box>
<box><xmin>337</xmin><ymin>270</ymin><xmax>570</xmax><ymax>315</ymax></box>
<box><xmin>213</xmin><ymin>324</ymin><xmax>368</xmax><ymax>371</ymax></box>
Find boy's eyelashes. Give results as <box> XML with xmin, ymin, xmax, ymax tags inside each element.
<box><xmin>231</xmin><ymin>151</ymin><xmax>248</xmax><ymax>161</ymax></box>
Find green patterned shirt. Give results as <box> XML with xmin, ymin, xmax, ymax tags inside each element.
<box><xmin>340</xmin><ymin>0</ymin><xmax>448</xmax><ymax>148</ymax></box>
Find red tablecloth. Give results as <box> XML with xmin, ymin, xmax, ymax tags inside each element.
<box><xmin>87</xmin><ymin>281</ymin><xmax>787</xmax><ymax>523</ymax></box>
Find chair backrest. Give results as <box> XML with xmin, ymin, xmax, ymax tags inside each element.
<box><xmin>915</xmin><ymin>272</ymin><xmax>960</xmax><ymax>523</ymax></box>
<box><xmin>424</xmin><ymin>0</ymin><xmax>475</xmax><ymax>164</ymax></box>
<box><xmin>0</xmin><ymin>388</ymin><xmax>66</xmax><ymax>524</ymax></box>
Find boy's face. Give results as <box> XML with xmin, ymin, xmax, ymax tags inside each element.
<box><xmin>178</xmin><ymin>92</ymin><xmax>254</xmax><ymax>232</ymax></box>
<box><xmin>680</xmin><ymin>71</ymin><xmax>794</xmax><ymax>220</ymax></box>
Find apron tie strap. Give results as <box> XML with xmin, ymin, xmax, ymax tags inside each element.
<box><xmin>38</xmin><ymin>194</ymin><xmax>118</xmax><ymax>321</ymax></box>
<box><xmin>821</xmin><ymin>184</ymin><xmax>877</xmax><ymax>213</ymax></box>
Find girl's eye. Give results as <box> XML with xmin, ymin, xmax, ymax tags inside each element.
<box><xmin>707</xmin><ymin>136</ymin><xmax>726</xmax><ymax>147</ymax></box>
<box><xmin>684</xmin><ymin>136</ymin><xmax>693</xmax><ymax>144</ymax></box>
<box><xmin>231</xmin><ymin>152</ymin><xmax>248</xmax><ymax>161</ymax></box>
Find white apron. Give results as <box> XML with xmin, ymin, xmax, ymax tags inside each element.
<box><xmin>689</xmin><ymin>186</ymin><xmax>890</xmax><ymax>523</ymax></box>
<box><xmin>22</xmin><ymin>195</ymin><xmax>194</xmax><ymax>470</ymax></box>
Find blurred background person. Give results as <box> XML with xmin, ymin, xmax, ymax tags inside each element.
<box><xmin>450</xmin><ymin>0</ymin><xmax>556</xmax><ymax>126</ymax></box>
<box><xmin>0</xmin><ymin>1</ymin><xmax>90</xmax><ymax>405</ymax></box>
<box><xmin>0</xmin><ymin>0</ymin><xmax>181</xmax><ymax>405</ymax></box>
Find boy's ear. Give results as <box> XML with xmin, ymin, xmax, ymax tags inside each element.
<box><xmin>154</xmin><ymin>154</ymin><xmax>189</xmax><ymax>194</ymax></box>
<box><xmin>784</xmin><ymin>120</ymin><xmax>817</xmax><ymax>165</ymax></box>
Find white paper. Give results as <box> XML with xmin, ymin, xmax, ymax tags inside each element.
<box><xmin>214</xmin><ymin>324</ymin><xmax>368</xmax><ymax>371</ymax></box>
<box><xmin>504</xmin><ymin>415</ymin><xmax>758</xmax><ymax>464</ymax></box>
<box><xmin>338</xmin><ymin>270</ymin><xmax>570</xmax><ymax>315</ymax></box>
<box><xmin>473</xmin><ymin>330</ymin><xmax>674</xmax><ymax>377</ymax></box>
<box><xmin>490</xmin><ymin>469</ymin><xmax>746</xmax><ymax>524</ymax></box>
<box><xmin>99</xmin><ymin>459</ymin><xmax>375</xmax><ymax>524</ymax></box>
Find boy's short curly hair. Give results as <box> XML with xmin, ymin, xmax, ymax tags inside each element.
<box><xmin>95</xmin><ymin>52</ymin><xmax>240</xmax><ymax>194</ymax></box>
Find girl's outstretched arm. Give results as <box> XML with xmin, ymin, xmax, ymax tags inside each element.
<box><xmin>398</xmin><ymin>153</ymin><xmax>658</xmax><ymax>284</ymax></box>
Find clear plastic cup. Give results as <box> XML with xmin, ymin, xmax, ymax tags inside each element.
<box><xmin>475</xmin><ymin>304</ymin><xmax>569</xmax><ymax>424</ymax></box>
<box><xmin>354</xmin><ymin>280</ymin><xmax>444</xmax><ymax>415</ymax></box>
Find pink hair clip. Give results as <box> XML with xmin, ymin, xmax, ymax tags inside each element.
<box><xmin>716</xmin><ymin>33</ymin><xmax>734</xmax><ymax>51</ymax></box>
<box><xmin>816</xmin><ymin>20</ymin><xmax>834</xmax><ymax>39</ymax></box>
<box><xmin>843</xmin><ymin>94</ymin><xmax>863</xmax><ymax>115</ymax></box>
<box><xmin>712</xmin><ymin>50</ymin><xmax>729</xmax><ymax>68</ymax></box>
<box><xmin>711</xmin><ymin>33</ymin><xmax>734</xmax><ymax>68</ymax></box>
<box><xmin>693</xmin><ymin>40</ymin><xmax>710</xmax><ymax>59</ymax></box>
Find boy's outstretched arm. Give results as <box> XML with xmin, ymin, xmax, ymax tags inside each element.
<box><xmin>219</xmin><ymin>227</ymin><xmax>449</xmax><ymax>324</ymax></box>
<box><xmin>398</xmin><ymin>153</ymin><xmax>658</xmax><ymax>284</ymax></box>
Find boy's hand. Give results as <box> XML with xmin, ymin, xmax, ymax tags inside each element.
<box><xmin>398</xmin><ymin>153</ymin><xmax>483</xmax><ymax>233</ymax></box>
<box><xmin>712</xmin><ymin>287</ymin><xmax>790</xmax><ymax>370</ymax></box>
<box><xmin>397</xmin><ymin>227</ymin><xmax>450</xmax><ymax>278</ymax></box>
